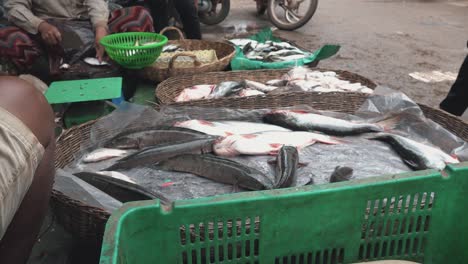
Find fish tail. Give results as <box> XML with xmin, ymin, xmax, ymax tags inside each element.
<box><xmin>315</xmin><ymin>136</ymin><xmax>344</xmax><ymax>145</ymax></box>
<box><xmin>377</xmin><ymin>115</ymin><xmax>401</xmax><ymax>132</ymax></box>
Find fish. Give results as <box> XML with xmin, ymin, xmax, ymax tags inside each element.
<box><xmin>329</xmin><ymin>166</ymin><xmax>354</xmax><ymax>183</ymax></box>
<box><xmin>104</xmin><ymin>127</ymin><xmax>209</xmax><ymax>149</ymax></box>
<box><xmin>162</xmin><ymin>44</ymin><xmax>182</xmax><ymax>52</ymax></box>
<box><xmin>208</xmin><ymin>81</ymin><xmax>244</xmax><ymax>99</ymax></box>
<box><xmin>288</xmin><ymin>79</ymin><xmax>322</xmax><ymax>91</ymax></box>
<box><xmin>82</xmin><ymin>148</ymin><xmax>129</xmax><ymax>163</ymax></box>
<box><xmin>174</xmin><ymin>120</ymin><xmax>291</xmax><ymax>136</ymax></box>
<box><xmin>156</xmin><ymin>154</ymin><xmax>274</xmax><ymax>190</ymax></box>
<box><xmin>74</xmin><ymin>172</ymin><xmax>169</xmax><ymax>204</ymax></box>
<box><xmin>213</xmin><ymin>131</ymin><xmax>340</xmax><ymax>156</ymax></box>
<box><xmin>274</xmin><ymin>146</ymin><xmax>299</xmax><ymax>188</ymax></box>
<box><xmin>238</xmin><ymin>89</ymin><xmax>265</xmax><ymax>97</ymax></box>
<box><xmin>175</xmin><ymin>84</ymin><xmax>215</xmax><ymax>102</ymax></box>
<box><xmin>368</xmin><ymin>133</ymin><xmax>459</xmax><ymax>170</ymax></box>
<box><xmin>228</xmin><ymin>39</ymin><xmax>258</xmax><ymax>48</ymax></box>
<box><xmin>263</xmin><ymin>110</ymin><xmax>390</xmax><ymax>136</ymax></box>
<box><xmin>266</xmin><ymin>79</ymin><xmax>288</xmax><ymax>87</ymax></box>
<box><xmin>104</xmin><ymin>138</ymin><xmax>216</xmax><ymax>171</ymax></box>
<box><xmin>97</xmin><ymin>171</ymin><xmax>137</xmax><ymax>184</ymax></box>
<box><xmin>243</xmin><ymin>80</ymin><xmax>278</xmax><ymax>92</ymax></box>
<box><xmin>83</xmin><ymin>57</ymin><xmax>108</xmax><ymax>66</ymax></box>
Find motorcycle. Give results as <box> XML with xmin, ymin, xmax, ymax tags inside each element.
<box><xmin>112</xmin><ymin>0</ymin><xmax>316</xmax><ymax>31</ymax></box>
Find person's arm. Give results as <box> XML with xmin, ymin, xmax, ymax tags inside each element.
<box><xmin>85</xmin><ymin>0</ymin><xmax>110</xmax><ymax>61</ymax></box>
<box><xmin>4</xmin><ymin>0</ymin><xmax>43</xmax><ymax>34</ymax></box>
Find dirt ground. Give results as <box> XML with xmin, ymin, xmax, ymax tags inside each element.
<box><xmin>204</xmin><ymin>0</ymin><xmax>468</xmax><ymax>118</ymax></box>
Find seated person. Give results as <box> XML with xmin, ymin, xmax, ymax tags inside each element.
<box><xmin>0</xmin><ymin>76</ymin><xmax>55</xmax><ymax>263</ymax></box>
<box><xmin>148</xmin><ymin>0</ymin><xmax>202</xmax><ymax>39</ymax></box>
<box><xmin>0</xmin><ymin>0</ymin><xmax>155</xmax><ymax>76</ymax></box>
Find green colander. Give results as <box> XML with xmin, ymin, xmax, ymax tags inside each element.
<box><xmin>100</xmin><ymin>32</ymin><xmax>168</xmax><ymax>69</ymax></box>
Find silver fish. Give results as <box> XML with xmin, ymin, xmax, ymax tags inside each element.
<box><xmin>105</xmin><ymin>138</ymin><xmax>216</xmax><ymax>171</ymax></box>
<box><xmin>156</xmin><ymin>154</ymin><xmax>274</xmax><ymax>190</ymax></box>
<box><xmin>368</xmin><ymin>133</ymin><xmax>459</xmax><ymax>170</ymax></box>
<box><xmin>162</xmin><ymin>44</ymin><xmax>180</xmax><ymax>52</ymax></box>
<box><xmin>266</xmin><ymin>79</ymin><xmax>288</xmax><ymax>86</ymax></box>
<box><xmin>243</xmin><ymin>80</ymin><xmax>278</xmax><ymax>92</ymax></box>
<box><xmin>82</xmin><ymin>148</ymin><xmax>129</xmax><ymax>163</ymax></box>
<box><xmin>208</xmin><ymin>81</ymin><xmax>244</xmax><ymax>99</ymax></box>
<box><xmin>263</xmin><ymin>110</ymin><xmax>387</xmax><ymax>136</ymax></box>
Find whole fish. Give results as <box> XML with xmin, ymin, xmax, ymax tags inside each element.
<box><xmin>243</xmin><ymin>80</ymin><xmax>278</xmax><ymax>92</ymax></box>
<box><xmin>238</xmin><ymin>89</ymin><xmax>265</xmax><ymax>97</ymax></box>
<box><xmin>266</xmin><ymin>79</ymin><xmax>288</xmax><ymax>87</ymax></box>
<box><xmin>174</xmin><ymin>120</ymin><xmax>290</xmax><ymax>136</ymax></box>
<box><xmin>104</xmin><ymin>127</ymin><xmax>209</xmax><ymax>149</ymax></box>
<box><xmin>228</xmin><ymin>39</ymin><xmax>258</xmax><ymax>48</ymax></box>
<box><xmin>368</xmin><ymin>133</ymin><xmax>459</xmax><ymax>170</ymax></box>
<box><xmin>274</xmin><ymin>146</ymin><xmax>299</xmax><ymax>188</ymax></box>
<box><xmin>74</xmin><ymin>172</ymin><xmax>169</xmax><ymax>204</ymax></box>
<box><xmin>208</xmin><ymin>81</ymin><xmax>244</xmax><ymax>99</ymax></box>
<box><xmin>82</xmin><ymin>148</ymin><xmax>129</xmax><ymax>163</ymax></box>
<box><xmin>263</xmin><ymin>110</ymin><xmax>389</xmax><ymax>136</ymax></box>
<box><xmin>175</xmin><ymin>84</ymin><xmax>215</xmax><ymax>102</ymax></box>
<box><xmin>105</xmin><ymin>138</ymin><xmax>216</xmax><ymax>171</ymax></box>
<box><xmin>214</xmin><ymin>131</ymin><xmax>340</xmax><ymax>156</ymax></box>
<box><xmin>156</xmin><ymin>154</ymin><xmax>274</xmax><ymax>190</ymax></box>
<box><xmin>329</xmin><ymin>166</ymin><xmax>354</xmax><ymax>183</ymax></box>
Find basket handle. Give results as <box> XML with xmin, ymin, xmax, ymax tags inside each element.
<box><xmin>168</xmin><ymin>53</ymin><xmax>202</xmax><ymax>71</ymax></box>
<box><xmin>159</xmin><ymin>26</ymin><xmax>185</xmax><ymax>40</ymax></box>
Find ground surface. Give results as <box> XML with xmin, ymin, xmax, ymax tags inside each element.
<box><xmin>28</xmin><ymin>1</ymin><xmax>468</xmax><ymax>263</ymax></box>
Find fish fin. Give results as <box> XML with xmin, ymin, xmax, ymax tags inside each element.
<box><xmin>269</xmin><ymin>143</ymin><xmax>283</xmax><ymax>149</ymax></box>
<box><xmin>377</xmin><ymin>115</ymin><xmax>401</xmax><ymax>132</ymax></box>
<box><xmin>242</xmin><ymin>134</ymin><xmax>257</xmax><ymax>139</ymax></box>
<box><xmin>225</xmin><ymin>132</ymin><xmax>234</xmax><ymax>136</ymax></box>
<box><xmin>450</xmin><ymin>154</ymin><xmax>460</xmax><ymax>162</ymax></box>
<box><xmin>298</xmin><ymin>162</ymin><xmax>308</xmax><ymax>167</ymax></box>
<box><xmin>198</xmin><ymin>120</ymin><xmax>215</xmax><ymax>126</ymax></box>
<box><xmin>269</xmin><ymin>151</ymin><xmax>279</xmax><ymax>156</ymax></box>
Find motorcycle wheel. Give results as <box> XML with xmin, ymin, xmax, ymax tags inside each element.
<box><xmin>199</xmin><ymin>0</ymin><xmax>230</xmax><ymax>25</ymax></box>
<box><xmin>267</xmin><ymin>0</ymin><xmax>318</xmax><ymax>31</ymax></box>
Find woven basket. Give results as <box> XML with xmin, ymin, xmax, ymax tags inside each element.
<box><xmin>139</xmin><ymin>27</ymin><xmax>236</xmax><ymax>83</ymax></box>
<box><xmin>155</xmin><ymin>68</ymin><xmax>377</xmax><ymax>105</ymax></box>
<box><xmin>52</xmin><ymin>92</ymin><xmax>468</xmax><ymax>244</ymax></box>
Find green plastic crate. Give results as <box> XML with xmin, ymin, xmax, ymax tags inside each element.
<box><xmin>100</xmin><ymin>163</ymin><xmax>468</xmax><ymax>264</ymax></box>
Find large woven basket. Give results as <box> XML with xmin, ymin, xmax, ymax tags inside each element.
<box><xmin>139</xmin><ymin>27</ymin><xmax>236</xmax><ymax>83</ymax></box>
<box><xmin>155</xmin><ymin>68</ymin><xmax>377</xmax><ymax>105</ymax></box>
<box><xmin>52</xmin><ymin>92</ymin><xmax>468</xmax><ymax>244</ymax></box>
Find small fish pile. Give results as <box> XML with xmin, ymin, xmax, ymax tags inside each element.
<box><xmin>229</xmin><ymin>39</ymin><xmax>310</xmax><ymax>62</ymax></box>
<box><xmin>174</xmin><ymin>67</ymin><xmax>373</xmax><ymax>102</ymax></box>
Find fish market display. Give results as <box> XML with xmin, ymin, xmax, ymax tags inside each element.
<box><xmin>173</xmin><ymin>67</ymin><xmax>374</xmax><ymax>102</ymax></box>
<box><xmin>229</xmin><ymin>39</ymin><xmax>311</xmax><ymax>62</ymax></box>
<box><xmin>274</xmin><ymin>146</ymin><xmax>299</xmax><ymax>188</ymax></box>
<box><xmin>174</xmin><ymin>120</ymin><xmax>290</xmax><ymax>136</ymax></box>
<box><xmin>329</xmin><ymin>166</ymin><xmax>354</xmax><ymax>183</ymax></box>
<box><xmin>174</xmin><ymin>85</ymin><xmax>215</xmax><ymax>102</ymax></box>
<box><xmin>105</xmin><ymin>138</ymin><xmax>216</xmax><ymax>171</ymax></box>
<box><xmin>263</xmin><ymin>110</ymin><xmax>386</xmax><ymax>136</ymax></box>
<box><xmin>82</xmin><ymin>148</ymin><xmax>129</xmax><ymax>163</ymax></box>
<box><xmin>369</xmin><ymin>133</ymin><xmax>459</xmax><ymax>170</ymax></box>
<box><xmin>156</xmin><ymin>154</ymin><xmax>274</xmax><ymax>190</ymax></box>
<box><xmin>213</xmin><ymin>131</ymin><xmax>340</xmax><ymax>156</ymax></box>
<box><xmin>104</xmin><ymin>126</ymin><xmax>209</xmax><ymax>149</ymax></box>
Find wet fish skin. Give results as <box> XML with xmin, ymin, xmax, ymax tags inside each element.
<box><xmin>208</xmin><ymin>81</ymin><xmax>244</xmax><ymax>99</ymax></box>
<box><xmin>263</xmin><ymin>110</ymin><xmax>384</xmax><ymax>136</ymax></box>
<box><xmin>174</xmin><ymin>120</ymin><xmax>290</xmax><ymax>136</ymax></box>
<box><xmin>104</xmin><ymin>138</ymin><xmax>216</xmax><ymax>171</ymax></box>
<box><xmin>266</xmin><ymin>79</ymin><xmax>288</xmax><ymax>87</ymax></box>
<box><xmin>74</xmin><ymin>171</ymin><xmax>169</xmax><ymax>204</ymax></box>
<box><xmin>368</xmin><ymin>133</ymin><xmax>459</xmax><ymax>170</ymax></box>
<box><xmin>104</xmin><ymin>127</ymin><xmax>209</xmax><ymax>150</ymax></box>
<box><xmin>329</xmin><ymin>166</ymin><xmax>354</xmax><ymax>183</ymax></box>
<box><xmin>243</xmin><ymin>80</ymin><xmax>278</xmax><ymax>92</ymax></box>
<box><xmin>156</xmin><ymin>154</ymin><xmax>273</xmax><ymax>190</ymax></box>
<box><xmin>238</xmin><ymin>88</ymin><xmax>265</xmax><ymax>97</ymax></box>
<box><xmin>275</xmin><ymin>146</ymin><xmax>299</xmax><ymax>188</ymax></box>
<box><xmin>82</xmin><ymin>148</ymin><xmax>129</xmax><ymax>163</ymax></box>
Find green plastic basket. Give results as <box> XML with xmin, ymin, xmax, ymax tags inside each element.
<box><xmin>100</xmin><ymin>32</ymin><xmax>168</xmax><ymax>69</ymax></box>
<box><xmin>100</xmin><ymin>163</ymin><xmax>468</xmax><ymax>264</ymax></box>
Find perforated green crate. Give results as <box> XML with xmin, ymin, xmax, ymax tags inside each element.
<box><xmin>100</xmin><ymin>163</ymin><xmax>468</xmax><ymax>264</ymax></box>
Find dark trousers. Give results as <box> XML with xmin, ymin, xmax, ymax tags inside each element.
<box><xmin>440</xmin><ymin>55</ymin><xmax>468</xmax><ymax>116</ymax></box>
<box><xmin>148</xmin><ymin>0</ymin><xmax>202</xmax><ymax>39</ymax></box>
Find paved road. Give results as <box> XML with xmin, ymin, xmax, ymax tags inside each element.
<box><xmin>202</xmin><ymin>0</ymin><xmax>468</xmax><ymax>118</ymax></box>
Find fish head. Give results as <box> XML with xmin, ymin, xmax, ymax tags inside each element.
<box><xmin>213</xmin><ymin>136</ymin><xmax>240</xmax><ymax>156</ymax></box>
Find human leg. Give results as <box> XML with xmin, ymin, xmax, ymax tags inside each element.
<box><xmin>440</xmin><ymin>55</ymin><xmax>468</xmax><ymax>116</ymax></box>
<box><xmin>0</xmin><ymin>77</ymin><xmax>55</xmax><ymax>263</ymax></box>
<box><xmin>174</xmin><ymin>0</ymin><xmax>202</xmax><ymax>39</ymax></box>
<box><xmin>0</xmin><ymin>26</ymin><xmax>43</xmax><ymax>72</ymax></box>
<box><xmin>147</xmin><ymin>0</ymin><xmax>169</xmax><ymax>33</ymax></box>
<box><xmin>108</xmin><ymin>6</ymin><xmax>155</xmax><ymax>33</ymax></box>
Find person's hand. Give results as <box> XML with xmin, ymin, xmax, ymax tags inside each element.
<box><xmin>38</xmin><ymin>22</ymin><xmax>62</xmax><ymax>46</ymax></box>
<box><xmin>95</xmin><ymin>26</ymin><xmax>108</xmax><ymax>62</ymax></box>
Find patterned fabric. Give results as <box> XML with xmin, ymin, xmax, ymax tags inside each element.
<box><xmin>0</xmin><ymin>6</ymin><xmax>154</xmax><ymax>71</ymax></box>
